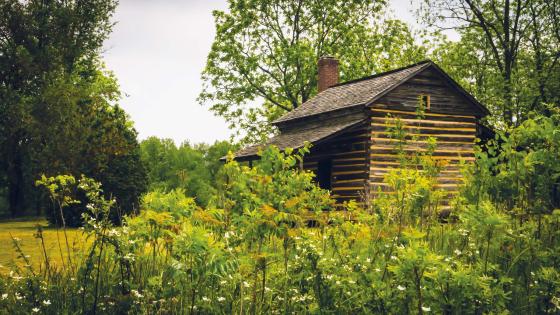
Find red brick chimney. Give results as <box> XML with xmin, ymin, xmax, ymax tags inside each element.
<box><xmin>318</xmin><ymin>56</ymin><xmax>339</xmax><ymax>92</ymax></box>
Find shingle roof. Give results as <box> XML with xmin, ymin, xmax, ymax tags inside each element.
<box><xmin>232</xmin><ymin>117</ymin><xmax>365</xmax><ymax>159</ymax></box>
<box><xmin>273</xmin><ymin>61</ymin><xmax>431</xmax><ymax>124</ymax></box>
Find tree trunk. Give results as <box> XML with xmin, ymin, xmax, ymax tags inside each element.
<box><xmin>7</xmin><ymin>149</ymin><xmax>25</xmax><ymax>217</ymax></box>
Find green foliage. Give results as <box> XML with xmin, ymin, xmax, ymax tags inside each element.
<box><xmin>1</xmin><ymin>130</ymin><xmax>560</xmax><ymax>313</ymax></box>
<box><xmin>200</xmin><ymin>0</ymin><xmax>426</xmax><ymax>142</ymax></box>
<box><xmin>0</xmin><ymin>0</ymin><xmax>147</xmax><ymax>219</ymax></box>
<box><xmin>140</xmin><ymin>137</ymin><xmax>234</xmax><ymax>207</ymax></box>
<box><xmin>425</xmin><ymin>0</ymin><xmax>560</xmax><ymax>127</ymax></box>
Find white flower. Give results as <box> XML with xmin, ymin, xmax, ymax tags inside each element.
<box><xmin>243</xmin><ymin>281</ymin><xmax>250</xmax><ymax>288</ymax></box>
<box><xmin>1</xmin><ymin>293</ymin><xmax>7</xmax><ymax>300</ymax></box>
<box><xmin>43</xmin><ymin>300</ymin><xmax>51</xmax><ymax>305</ymax></box>
<box><xmin>217</xmin><ymin>297</ymin><xmax>226</xmax><ymax>302</ymax></box>
<box><xmin>131</xmin><ymin>290</ymin><xmax>143</xmax><ymax>299</ymax></box>
<box><xmin>220</xmin><ymin>280</ymin><xmax>227</xmax><ymax>285</ymax></box>
<box><xmin>15</xmin><ymin>293</ymin><xmax>22</xmax><ymax>300</ymax></box>
<box><xmin>422</xmin><ymin>305</ymin><xmax>431</xmax><ymax>312</ymax></box>
<box><xmin>202</xmin><ymin>296</ymin><xmax>210</xmax><ymax>302</ymax></box>
<box><xmin>366</xmin><ymin>258</ymin><xmax>371</xmax><ymax>263</ymax></box>
<box><xmin>32</xmin><ymin>308</ymin><xmax>40</xmax><ymax>313</ymax></box>
<box><xmin>397</xmin><ymin>285</ymin><xmax>406</xmax><ymax>291</ymax></box>
<box><xmin>375</xmin><ymin>268</ymin><xmax>381</xmax><ymax>272</ymax></box>
<box><xmin>454</xmin><ymin>249</ymin><xmax>462</xmax><ymax>256</ymax></box>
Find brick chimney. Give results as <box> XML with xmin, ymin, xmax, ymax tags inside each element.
<box><xmin>318</xmin><ymin>56</ymin><xmax>339</xmax><ymax>92</ymax></box>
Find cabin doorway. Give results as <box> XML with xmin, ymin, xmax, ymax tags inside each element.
<box><xmin>317</xmin><ymin>159</ymin><xmax>332</xmax><ymax>190</ymax></box>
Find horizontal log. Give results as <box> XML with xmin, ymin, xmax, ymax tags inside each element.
<box><xmin>371</xmin><ymin>122</ymin><xmax>476</xmax><ymax>133</ymax></box>
<box><xmin>371</xmin><ymin>108</ymin><xmax>475</xmax><ymax>120</ymax></box>
<box><xmin>370</xmin><ymin>146</ymin><xmax>474</xmax><ymax>155</ymax></box>
<box><xmin>371</xmin><ymin>137</ymin><xmax>475</xmax><ymax>146</ymax></box>
<box><xmin>332</xmin><ymin>170</ymin><xmax>366</xmax><ymax>176</ymax></box>
<box><xmin>371</xmin><ymin>116</ymin><xmax>476</xmax><ymax>127</ymax></box>
<box><xmin>370</xmin><ymin>153</ymin><xmax>475</xmax><ymax>161</ymax></box>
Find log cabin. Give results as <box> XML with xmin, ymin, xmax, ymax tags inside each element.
<box><xmin>231</xmin><ymin>57</ymin><xmax>491</xmax><ymax>207</ymax></box>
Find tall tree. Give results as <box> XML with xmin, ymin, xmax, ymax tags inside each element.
<box><xmin>0</xmin><ymin>0</ymin><xmax>148</xmax><ymax>218</ymax></box>
<box><xmin>199</xmin><ymin>0</ymin><xmax>426</xmax><ymax>143</ymax></box>
<box><xmin>419</xmin><ymin>0</ymin><xmax>560</xmax><ymax>126</ymax></box>
<box><xmin>0</xmin><ymin>0</ymin><xmax>118</xmax><ymax>216</ymax></box>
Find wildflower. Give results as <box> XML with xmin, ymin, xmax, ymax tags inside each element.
<box><xmin>15</xmin><ymin>293</ymin><xmax>23</xmax><ymax>300</ymax></box>
<box><xmin>131</xmin><ymin>290</ymin><xmax>143</xmax><ymax>299</ymax></box>
<box><xmin>1</xmin><ymin>294</ymin><xmax>7</xmax><ymax>300</ymax></box>
<box><xmin>336</xmin><ymin>281</ymin><xmax>341</xmax><ymax>285</ymax></box>
<box><xmin>220</xmin><ymin>280</ymin><xmax>227</xmax><ymax>285</ymax></box>
<box><xmin>390</xmin><ymin>255</ymin><xmax>397</xmax><ymax>260</ymax></box>
<box><xmin>454</xmin><ymin>249</ymin><xmax>462</xmax><ymax>256</ymax></box>
<box><xmin>375</xmin><ymin>268</ymin><xmax>381</xmax><ymax>272</ymax></box>
<box><xmin>217</xmin><ymin>297</ymin><xmax>226</xmax><ymax>302</ymax></box>
<box><xmin>202</xmin><ymin>296</ymin><xmax>210</xmax><ymax>302</ymax></box>
<box><xmin>397</xmin><ymin>285</ymin><xmax>406</xmax><ymax>291</ymax></box>
<box><xmin>32</xmin><ymin>308</ymin><xmax>40</xmax><ymax>313</ymax></box>
<box><xmin>422</xmin><ymin>305</ymin><xmax>431</xmax><ymax>312</ymax></box>
<box><xmin>43</xmin><ymin>300</ymin><xmax>51</xmax><ymax>305</ymax></box>
<box><xmin>366</xmin><ymin>257</ymin><xmax>371</xmax><ymax>263</ymax></box>
<box><xmin>243</xmin><ymin>281</ymin><xmax>250</xmax><ymax>288</ymax></box>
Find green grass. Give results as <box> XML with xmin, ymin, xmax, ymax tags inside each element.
<box><xmin>0</xmin><ymin>217</ymin><xmax>86</xmax><ymax>271</ymax></box>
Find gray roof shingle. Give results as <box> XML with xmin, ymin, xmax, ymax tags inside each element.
<box><xmin>273</xmin><ymin>61</ymin><xmax>430</xmax><ymax>124</ymax></box>
<box><xmin>232</xmin><ymin>117</ymin><xmax>365</xmax><ymax>159</ymax></box>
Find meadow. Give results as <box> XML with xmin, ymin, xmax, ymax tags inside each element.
<box><xmin>0</xmin><ymin>113</ymin><xmax>559</xmax><ymax>314</ymax></box>
<box><xmin>0</xmin><ymin>218</ymin><xmax>85</xmax><ymax>272</ymax></box>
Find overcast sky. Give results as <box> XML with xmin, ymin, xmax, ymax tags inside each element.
<box><xmin>102</xmin><ymin>0</ymin><xmax>422</xmax><ymax>145</ymax></box>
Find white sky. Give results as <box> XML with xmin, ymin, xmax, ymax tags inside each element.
<box><xmin>102</xmin><ymin>0</ymin><xmax>428</xmax><ymax>145</ymax></box>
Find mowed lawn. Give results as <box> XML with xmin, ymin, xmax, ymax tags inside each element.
<box><xmin>0</xmin><ymin>218</ymin><xmax>87</xmax><ymax>271</ymax></box>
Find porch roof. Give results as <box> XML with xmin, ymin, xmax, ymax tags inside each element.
<box><xmin>231</xmin><ymin>117</ymin><xmax>366</xmax><ymax>161</ymax></box>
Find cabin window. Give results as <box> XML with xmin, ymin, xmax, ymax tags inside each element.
<box><xmin>317</xmin><ymin>159</ymin><xmax>332</xmax><ymax>190</ymax></box>
<box><xmin>420</xmin><ymin>94</ymin><xmax>431</xmax><ymax>110</ymax></box>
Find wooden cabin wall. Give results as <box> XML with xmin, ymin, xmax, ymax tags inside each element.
<box><xmin>375</xmin><ymin>68</ymin><xmax>485</xmax><ymax>116</ymax></box>
<box><xmin>369</xmin><ymin>70</ymin><xmax>479</xmax><ymax>207</ymax></box>
<box><xmin>302</xmin><ymin>125</ymin><xmax>370</xmax><ymax>206</ymax></box>
<box><xmin>369</xmin><ymin>108</ymin><xmax>476</xmax><ymax>201</ymax></box>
